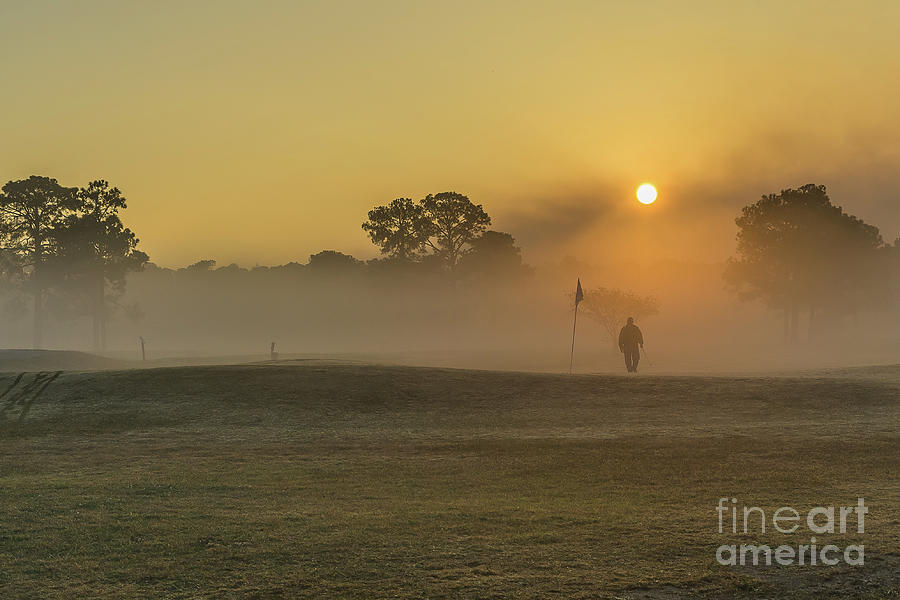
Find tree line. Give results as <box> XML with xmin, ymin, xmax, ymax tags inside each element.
<box><xmin>173</xmin><ymin>190</ymin><xmax>533</xmax><ymax>282</ymax></box>
<box><xmin>725</xmin><ymin>183</ymin><xmax>898</xmax><ymax>343</ymax></box>
<box><xmin>1</xmin><ymin>176</ymin><xmax>896</xmax><ymax>352</ymax></box>
<box><xmin>0</xmin><ymin>182</ymin><xmax>538</xmax><ymax>351</ymax></box>
<box><xmin>361</xmin><ymin>191</ymin><xmax>529</xmax><ymax>275</ymax></box>
<box><xmin>0</xmin><ymin>176</ymin><xmax>147</xmax><ymax>350</ymax></box>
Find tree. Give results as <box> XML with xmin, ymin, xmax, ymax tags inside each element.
<box><xmin>307</xmin><ymin>250</ymin><xmax>362</xmax><ymax>272</ymax></box>
<box><xmin>0</xmin><ymin>176</ymin><xmax>77</xmax><ymax>348</ymax></box>
<box><xmin>579</xmin><ymin>287</ymin><xmax>659</xmax><ymax>351</ymax></box>
<box><xmin>362</xmin><ymin>192</ymin><xmax>492</xmax><ymax>269</ymax></box>
<box><xmin>53</xmin><ymin>180</ymin><xmax>148</xmax><ymax>351</ymax></box>
<box><xmin>723</xmin><ymin>184</ymin><xmax>885</xmax><ymax>343</ymax></box>
<box><xmin>0</xmin><ymin>247</ymin><xmax>27</xmax><ymax>321</ymax></box>
<box><xmin>361</xmin><ymin>198</ymin><xmax>432</xmax><ymax>261</ymax></box>
<box><xmin>457</xmin><ymin>230</ymin><xmax>529</xmax><ymax>281</ymax></box>
<box><xmin>421</xmin><ymin>192</ymin><xmax>491</xmax><ymax>268</ymax></box>
<box><xmin>185</xmin><ymin>259</ymin><xmax>217</xmax><ymax>271</ymax></box>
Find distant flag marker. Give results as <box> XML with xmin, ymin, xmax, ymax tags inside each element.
<box><xmin>570</xmin><ymin>278</ymin><xmax>583</xmax><ymax>374</ymax></box>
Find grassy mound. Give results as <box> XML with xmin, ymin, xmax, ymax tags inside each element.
<box><xmin>1</xmin><ymin>364</ymin><xmax>898</xmax><ymax>598</ymax></box>
<box><xmin>0</xmin><ymin>349</ymin><xmax>131</xmax><ymax>373</ymax></box>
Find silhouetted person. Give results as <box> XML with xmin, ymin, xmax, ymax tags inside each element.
<box><xmin>618</xmin><ymin>317</ymin><xmax>644</xmax><ymax>373</ymax></box>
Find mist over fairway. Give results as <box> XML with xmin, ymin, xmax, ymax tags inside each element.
<box><xmin>2</xmin><ymin>362</ymin><xmax>898</xmax><ymax>598</ymax></box>
<box><xmin>4</xmin><ymin>253</ymin><xmax>896</xmax><ymax>375</ymax></box>
<box><xmin>2</xmin><ymin>3</ymin><xmax>900</xmax><ymax>598</ymax></box>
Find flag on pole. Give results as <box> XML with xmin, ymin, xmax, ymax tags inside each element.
<box><xmin>570</xmin><ymin>278</ymin><xmax>583</xmax><ymax>374</ymax></box>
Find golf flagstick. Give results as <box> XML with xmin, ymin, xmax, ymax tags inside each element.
<box><xmin>569</xmin><ymin>278</ymin><xmax>584</xmax><ymax>374</ymax></box>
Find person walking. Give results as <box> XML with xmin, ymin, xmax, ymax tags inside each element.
<box><xmin>618</xmin><ymin>316</ymin><xmax>644</xmax><ymax>373</ymax></box>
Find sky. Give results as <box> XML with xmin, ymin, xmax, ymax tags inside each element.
<box><xmin>2</xmin><ymin>0</ymin><xmax>899</xmax><ymax>267</ymax></box>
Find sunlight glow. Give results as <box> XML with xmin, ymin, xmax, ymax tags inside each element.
<box><xmin>637</xmin><ymin>183</ymin><xmax>658</xmax><ymax>205</ymax></box>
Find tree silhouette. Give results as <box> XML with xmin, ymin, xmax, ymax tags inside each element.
<box><xmin>0</xmin><ymin>176</ymin><xmax>77</xmax><ymax>348</ymax></box>
<box><xmin>421</xmin><ymin>192</ymin><xmax>491</xmax><ymax>269</ymax></box>
<box><xmin>53</xmin><ymin>180</ymin><xmax>148</xmax><ymax>351</ymax></box>
<box><xmin>457</xmin><ymin>230</ymin><xmax>528</xmax><ymax>281</ymax></box>
<box><xmin>307</xmin><ymin>250</ymin><xmax>362</xmax><ymax>273</ymax></box>
<box><xmin>0</xmin><ymin>247</ymin><xmax>27</xmax><ymax>322</ymax></box>
<box><xmin>579</xmin><ymin>287</ymin><xmax>659</xmax><ymax>351</ymax></box>
<box><xmin>363</xmin><ymin>192</ymin><xmax>492</xmax><ymax>269</ymax></box>
<box><xmin>724</xmin><ymin>184</ymin><xmax>885</xmax><ymax>343</ymax></box>
<box><xmin>185</xmin><ymin>259</ymin><xmax>217</xmax><ymax>271</ymax></box>
<box><xmin>362</xmin><ymin>198</ymin><xmax>431</xmax><ymax>261</ymax></box>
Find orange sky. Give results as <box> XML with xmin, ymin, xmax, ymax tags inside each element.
<box><xmin>2</xmin><ymin>1</ymin><xmax>899</xmax><ymax>266</ymax></box>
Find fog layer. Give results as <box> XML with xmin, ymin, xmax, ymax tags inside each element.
<box><xmin>2</xmin><ymin>254</ymin><xmax>896</xmax><ymax>373</ymax></box>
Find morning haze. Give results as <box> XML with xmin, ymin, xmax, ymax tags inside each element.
<box><xmin>2</xmin><ymin>1</ymin><xmax>899</xmax><ymax>266</ymax></box>
<box><xmin>1</xmin><ymin>4</ymin><xmax>899</xmax><ymax>598</ymax></box>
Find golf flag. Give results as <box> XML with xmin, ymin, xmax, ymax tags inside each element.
<box><xmin>570</xmin><ymin>278</ymin><xmax>583</xmax><ymax>374</ymax></box>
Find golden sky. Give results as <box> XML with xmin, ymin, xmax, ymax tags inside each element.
<box><xmin>2</xmin><ymin>0</ymin><xmax>899</xmax><ymax>266</ymax></box>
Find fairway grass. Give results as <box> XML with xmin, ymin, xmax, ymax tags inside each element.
<box><xmin>1</xmin><ymin>364</ymin><xmax>898</xmax><ymax>598</ymax></box>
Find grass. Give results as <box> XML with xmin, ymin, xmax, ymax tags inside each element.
<box><xmin>1</xmin><ymin>363</ymin><xmax>898</xmax><ymax>598</ymax></box>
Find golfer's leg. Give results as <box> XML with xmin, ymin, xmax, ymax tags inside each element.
<box><xmin>632</xmin><ymin>348</ymin><xmax>640</xmax><ymax>372</ymax></box>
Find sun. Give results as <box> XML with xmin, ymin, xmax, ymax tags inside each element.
<box><xmin>636</xmin><ymin>183</ymin><xmax>657</xmax><ymax>205</ymax></box>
